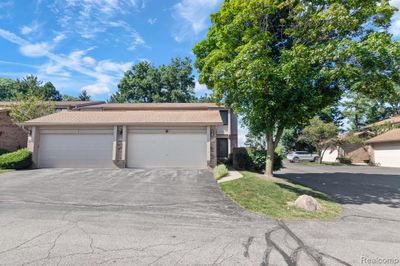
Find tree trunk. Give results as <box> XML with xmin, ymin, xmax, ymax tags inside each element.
<box><xmin>265</xmin><ymin>133</ymin><xmax>275</xmax><ymax>178</ymax></box>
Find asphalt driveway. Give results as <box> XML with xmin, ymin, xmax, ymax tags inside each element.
<box><xmin>0</xmin><ymin>168</ymin><xmax>399</xmax><ymax>265</ymax></box>
<box><xmin>277</xmin><ymin>163</ymin><xmax>400</xmax><ymax>220</ymax></box>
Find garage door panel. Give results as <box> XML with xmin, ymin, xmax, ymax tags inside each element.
<box><xmin>39</xmin><ymin>132</ymin><xmax>114</xmax><ymax>168</ymax></box>
<box><xmin>374</xmin><ymin>143</ymin><xmax>400</xmax><ymax>168</ymax></box>
<box><xmin>127</xmin><ymin>131</ymin><xmax>207</xmax><ymax>168</ymax></box>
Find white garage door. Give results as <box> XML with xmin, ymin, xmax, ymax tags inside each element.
<box><xmin>38</xmin><ymin>129</ymin><xmax>114</xmax><ymax>168</ymax></box>
<box><xmin>127</xmin><ymin>128</ymin><xmax>207</xmax><ymax>168</ymax></box>
<box><xmin>373</xmin><ymin>143</ymin><xmax>400</xmax><ymax>168</ymax></box>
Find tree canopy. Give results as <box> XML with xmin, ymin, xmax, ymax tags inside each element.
<box><xmin>78</xmin><ymin>90</ymin><xmax>91</xmax><ymax>101</ymax></box>
<box><xmin>0</xmin><ymin>75</ymin><xmax>62</xmax><ymax>101</ymax></box>
<box><xmin>9</xmin><ymin>95</ymin><xmax>55</xmax><ymax>123</ymax></box>
<box><xmin>299</xmin><ymin>117</ymin><xmax>338</xmax><ymax>163</ymax></box>
<box><xmin>110</xmin><ymin>57</ymin><xmax>196</xmax><ymax>103</ymax></box>
<box><xmin>193</xmin><ymin>0</ymin><xmax>400</xmax><ymax>176</ymax></box>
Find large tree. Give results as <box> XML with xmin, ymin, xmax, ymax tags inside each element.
<box><xmin>0</xmin><ymin>75</ymin><xmax>62</xmax><ymax>101</ymax></box>
<box><xmin>0</xmin><ymin>78</ymin><xmax>19</xmax><ymax>100</ymax></box>
<box><xmin>193</xmin><ymin>0</ymin><xmax>400</xmax><ymax>176</ymax></box>
<box><xmin>111</xmin><ymin>57</ymin><xmax>195</xmax><ymax>103</ymax></box>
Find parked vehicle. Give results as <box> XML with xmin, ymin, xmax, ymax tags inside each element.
<box><xmin>286</xmin><ymin>151</ymin><xmax>319</xmax><ymax>163</ymax></box>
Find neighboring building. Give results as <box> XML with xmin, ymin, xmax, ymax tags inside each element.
<box><xmin>0</xmin><ymin>109</ymin><xmax>27</xmax><ymax>152</ymax></box>
<box><xmin>321</xmin><ymin>132</ymin><xmax>370</xmax><ymax>164</ymax></box>
<box><xmin>24</xmin><ymin>108</ymin><xmax>226</xmax><ymax>169</ymax></box>
<box><xmin>367</xmin><ymin>128</ymin><xmax>400</xmax><ymax>168</ymax></box>
<box><xmin>322</xmin><ymin>144</ymin><xmax>369</xmax><ymax>164</ymax></box>
<box><xmin>77</xmin><ymin>103</ymin><xmax>238</xmax><ymax>162</ymax></box>
<box><xmin>0</xmin><ymin>101</ymin><xmax>105</xmax><ymax>112</ymax></box>
<box><xmin>0</xmin><ymin>101</ymin><xmax>105</xmax><ymax>152</ymax></box>
<box><xmin>364</xmin><ymin>114</ymin><xmax>400</xmax><ymax>129</ymax></box>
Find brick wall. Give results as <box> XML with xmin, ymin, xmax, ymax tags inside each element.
<box><xmin>0</xmin><ymin>111</ymin><xmax>28</xmax><ymax>151</ymax></box>
<box><xmin>113</xmin><ymin>126</ymin><xmax>126</xmax><ymax>168</ymax></box>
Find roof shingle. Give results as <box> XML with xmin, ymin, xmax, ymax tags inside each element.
<box><xmin>23</xmin><ymin>110</ymin><xmax>223</xmax><ymax>126</ymax></box>
<box><xmin>366</xmin><ymin>128</ymin><xmax>400</xmax><ymax>144</ymax></box>
<box><xmin>364</xmin><ymin>115</ymin><xmax>400</xmax><ymax>129</ymax></box>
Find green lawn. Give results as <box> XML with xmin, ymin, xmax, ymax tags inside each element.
<box><xmin>219</xmin><ymin>172</ymin><xmax>341</xmax><ymax>220</ymax></box>
<box><xmin>0</xmin><ymin>169</ymin><xmax>15</xmax><ymax>174</ymax></box>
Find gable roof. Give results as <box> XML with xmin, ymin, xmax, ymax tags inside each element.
<box><xmin>364</xmin><ymin>115</ymin><xmax>400</xmax><ymax>129</ymax></box>
<box><xmin>23</xmin><ymin>110</ymin><xmax>223</xmax><ymax>126</ymax></box>
<box><xmin>366</xmin><ymin>128</ymin><xmax>400</xmax><ymax>144</ymax></box>
<box><xmin>77</xmin><ymin>102</ymin><xmax>226</xmax><ymax>111</ymax></box>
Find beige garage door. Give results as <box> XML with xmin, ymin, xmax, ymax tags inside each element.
<box><xmin>38</xmin><ymin>129</ymin><xmax>114</xmax><ymax>168</ymax></box>
<box><xmin>373</xmin><ymin>142</ymin><xmax>400</xmax><ymax>168</ymax></box>
<box><xmin>127</xmin><ymin>128</ymin><xmax>207</xmax><ymax>168</ymax></box>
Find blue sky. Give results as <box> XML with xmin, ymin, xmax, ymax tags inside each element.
<box><xmin>1</xmin><ymin>0</ymin><xmax>400</xmax><ymax>145</ymax></box>
<box><xmin>0</xmin><ymin>0</ymin><xmax>225</xmax><ymax>100</ymax></box>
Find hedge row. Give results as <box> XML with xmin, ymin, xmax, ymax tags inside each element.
<box><xmin>233</xmin><ymin>148</ymin><xmax>283</xmax><ymax>172</ymax></box>
<box><xmin>0</xmin><ymin>149</ymin><xmax>9</xmax><ymax>156</ymax></box>
<box><xmin>0</xmin><ymin>148</ymin><xmax>32</xmax><ymax>170</ymax></box>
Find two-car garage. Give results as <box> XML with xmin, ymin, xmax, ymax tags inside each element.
<box><xmin>26</xmin><ymin>110</ymin><xmax>221</xmax><ymax>169</ymax></box>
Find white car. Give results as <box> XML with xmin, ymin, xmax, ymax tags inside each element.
<box><xmin>287</xmin><ymin>151</ymin><xmax>319</xmax><ymax>163</ymax></box>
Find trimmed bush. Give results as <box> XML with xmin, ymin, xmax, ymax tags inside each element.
<box><xmin>0</xmin><ymin>148</ymin><xmax>32</xmax><ymax>170</ymax></box>
<box><xmin>214</xmin><ymin>164</ymin><xmax>229</xmax><ymax>180</ymax></box>
<box><xmin>337</xmin><ymin>157</ymin><xmax>352</xmax><ymax>165</ymax></box>
<box><xmin>0</xmin><ymin>149</ymin><xmax>9</xmax><ymax>156</ymax></box>
<box><xmin>233</xmin><ymin>148</ymin><xmax>283</xmax><ymax>173</ymax></box>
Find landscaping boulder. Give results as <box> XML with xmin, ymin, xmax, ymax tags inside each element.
<box><xmin>294</xmin><ymin>195</ymin><xmax>322</xmax><ymax>211</ymax></box>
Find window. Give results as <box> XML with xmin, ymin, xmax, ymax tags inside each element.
<box><xmin>217</xmin><ymin>138</ymin><xmax>229</xmax><ymax>158</ymax></box>
<box><xmin>219</xmin><ymin>110</ymin><xmax>229</xmax><ymax>125</ymax></box>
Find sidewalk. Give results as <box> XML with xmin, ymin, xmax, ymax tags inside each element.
<box><xmin>217</xmin><ymin>170</ymin><xmax>243</xmax><ymax>183</ymax></box>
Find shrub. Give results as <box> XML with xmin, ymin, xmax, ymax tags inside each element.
<box><xmin>337</xmin><ymin>157</ymin><xmax>352</xmax><ymax>165</ymax></box>
<box><xmin>0</xmin><ymin>148</ymin><xmax>32</xmax><ymax>170</ymax></box>
<box><xmin>233</xmin><ymin>148</ymin><xmax>283</xmax><ymax>173</ymax></box>
<box><xmin>213</xmin><ymin>164</ymin><xmax>229</xmax><ymax>180</ymax></box>
<box><xmin>0</xmin><ymin>149</ymin><xmax>9</xmax><ymax>156</ymax></box>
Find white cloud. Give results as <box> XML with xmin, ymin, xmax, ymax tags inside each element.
<box><xmin>390</xmin><ymin>16</ymin><xmax>400</xmax><ymax>37</ymax></box>
<box><xmin>95</xmin><ymin>60</ymin><xmax>131</xmax><ymax>73</ymax></box>
<box><xmin>194</xmin><ymin>80</ymin><xmax>210</xmax><ymax>95</ymax></box>
<box><xmin>49</xmin><ymin>0</ymin><xmax>147</xmax><ymax>48</ymax></box>
<box><xmin>81</xmin><ymin>84</ymin><xmax>111</xmax><ymax>96</ymax></box>
<box><xmin>19</xmin><ymin>42</ymin><xmax>50</xmax><ymax>57</ymax></box>
<box><xmin>53</xmin><ymin>33</ymin><xmax>66</xmax><ymax>43</ymax></box>
<box><xmin>128</xmin><ymin>31</ymin><xmax>146</xmax><ymax>50</ymax></box>
<box><xmin>390</xmin><ymin>0</ymin><xmax>400</xmax><ymax>37</ymax></box>
<box><xmin>147</xmin><ymin>18</ymin><xmax>157</xmax><ymax>25</ymax></box>
<box><xmin>83</xmin><ymin>56</ymin><xmax>96</xmax><ymax>65</ymax></box>
<box><xmin>391</xmin><ymin>0</ymin><xmax>400</xmax><ymax>8</ymax></box>
<box><xmin>20</xmin><ymin>20</ymin><xmax>41</xmax><ymax>35</ymax></box>
<box><xmin>0</xmin><ymin>28</ymin><xmax>133</xmax><ymax>98</ymax></box>
<box><xmin>172</xmin><ymin>0</ymin><xmax>223</xmax><ymax>42</ymax></box>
